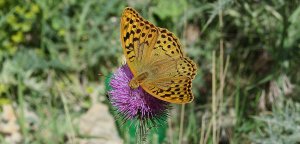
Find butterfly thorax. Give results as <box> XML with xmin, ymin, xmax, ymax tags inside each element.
<box><xmin>129</xmin><ymin>72</ymin><xmax>149</xmax><ymax>89</ymax></box>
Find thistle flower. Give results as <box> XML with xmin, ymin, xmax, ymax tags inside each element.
<box><xmin>109</xmin><ymin>64</ymin><xmax>169</xmax><ymax>121</ymax></box>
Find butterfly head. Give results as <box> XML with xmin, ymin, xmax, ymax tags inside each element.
<box><xmin>129</xmin><ymin>79</ymin><xmax>139</xmax><ymax>89</ymax></box>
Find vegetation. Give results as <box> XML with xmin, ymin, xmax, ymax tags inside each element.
<box><xmin>0</xmin><ymin>0</ymin><xmax>299</xmax><ymax>143</ymax></box>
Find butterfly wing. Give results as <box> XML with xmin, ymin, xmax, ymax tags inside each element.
<box><xmin>121</xmin><ymin>7</ymin><xmax>159</xmax><ymax>76</ymax></box>
<box><xmin>142</xmin><ymin>77</ymin><xmax>194</xmax><ymax>103</ymax></box>
<box><xmin>141</xmin><ymin>57</ymin><xmax>197</xmax><ymax>104</ymax></box>
<box><xmin>137</xmin><ymin>26</ymin><xmax>197</xmax><ymax>103</ymax></box>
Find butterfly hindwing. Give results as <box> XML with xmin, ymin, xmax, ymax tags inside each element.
<box><xmin>176</xmin><ymin>57</ymin><xmax>197</xmax><ymax>79</ymax></box>
<box><xmin>142</xmin><ymin>77</ymin><xmax>194</xmax><ymax>104</ymax></box>
<box><xmin>139</xmin><ymin>57</ymin><xmax>196</xmax><ymax>104</ymax></box>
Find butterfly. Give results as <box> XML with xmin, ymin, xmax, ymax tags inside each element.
<box><xmin>120</xmin><ymin>7</ymin><xmax>197</xmax><ymax>104</ymax></box>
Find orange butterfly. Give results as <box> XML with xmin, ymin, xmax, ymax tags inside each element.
<box><xmin>120</xmin><ymin>7</ymin><xmax>197</xmax><ymax>104</ymax></box>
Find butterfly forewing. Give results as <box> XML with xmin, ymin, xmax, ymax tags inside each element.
<box><xmin>147</xmin><ymin>28</ymin><xmax>197</xmax><ymax>79</ymax></box>
<box><xmin>151</xmin><ymin>28</ymin><xmax>184</xmax><ymax>58</ymax></box>
<box><xmin>121</xmin><ymin>8</ymin><xmax>159</xmax><ymax>76</ymax></box>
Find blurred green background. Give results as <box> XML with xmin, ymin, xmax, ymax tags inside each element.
<box><xmin>1</xmin><ymin>0</ymin><xmax>300</xmax><ymax>143</ymax></box>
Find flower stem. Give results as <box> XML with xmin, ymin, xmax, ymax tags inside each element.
<box><xmin>179</xmin><ymin>104</ymin><xmax>185</xmax><ymax>144</ymax></box>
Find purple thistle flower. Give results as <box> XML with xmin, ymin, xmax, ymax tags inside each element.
<box><xmin>109</xmin><ymin>64</ymin><xmax>169</xmax><ymax>120</ymax></box>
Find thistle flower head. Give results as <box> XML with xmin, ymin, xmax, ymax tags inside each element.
<box><xmin>109</xmin><ymin>64</ymin><xmax>169</xmax><ymax>120</ymax></box>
